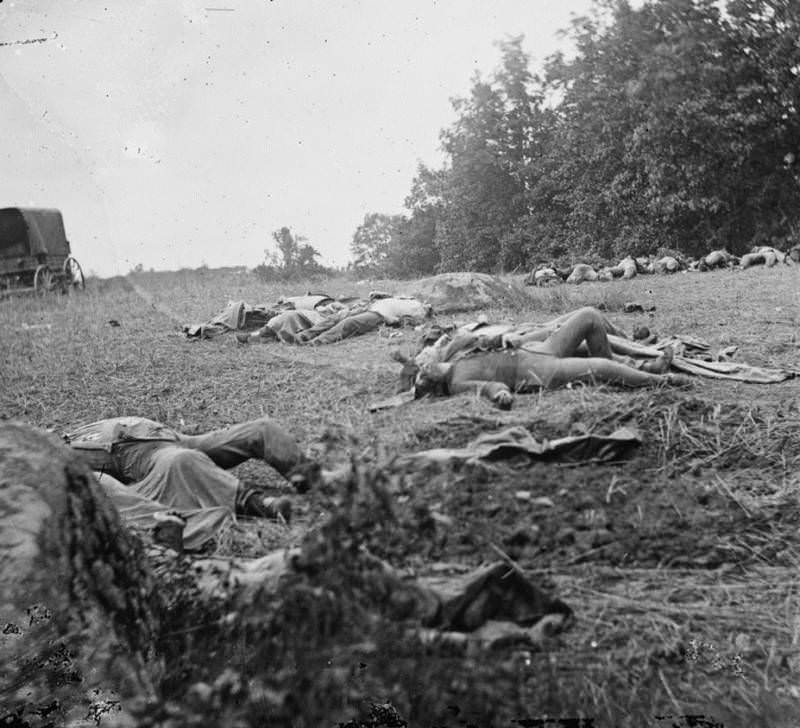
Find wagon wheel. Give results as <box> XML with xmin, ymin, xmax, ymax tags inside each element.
<box><xmin>33</xmin><ymin>265</ymin><xmax>57</xmax><ymax>296</ymax></box>
<box><xmin>63</xmin><ymin>256</ymin><xmax>85</xmax><ymax>291</ymax></box>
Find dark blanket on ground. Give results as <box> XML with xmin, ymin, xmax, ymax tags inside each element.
<box><xmin>397</xmin><ymin>426</ymin><xmax>641</xmax><ymax>467</ymax></box>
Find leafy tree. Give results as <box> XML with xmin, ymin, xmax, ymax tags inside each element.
<box><xmin>434</xmin><ymin>37</ymin><xmax>546</xmax><ymax>272</ymax></box>
<box><xmin>351</xmin><ymin>1</ymin><xmax>800</xmax><ymax>274</ymax></box>
<box><xmin>350</xmin><ymin>213</ymin><xmax>404</xmax><ymax>275</ymax></box>
<box><xmin>531</xmin><ymin>0</ymin><xmax>800</xmax><ymax>257</ymax></box>
<box><xmin>390</xmin><ymin>164</ymin><xmax>443</xmax><ymax>277</ymax></box>
<box><xmin>722</xmin><ymin>0</ymin><xmax>800</xmax><ymax>247</ymax></box>
<box><xmin>257</xmin><ymin>227</ymin><xmax>325</xmax><ymax>281</ymax></box>
<box><xmin>348</xmin><ymin>165</ymin><xmax>443</xmax><ymax>279</ymax></box>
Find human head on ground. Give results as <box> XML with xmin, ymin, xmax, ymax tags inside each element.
<box><xmin>390</xmin><ymin>349</ymin><xmax>453</xmax><ymax>398</ymax></box>
<box><xmin>413</xmin><ymin>362</ymin><xmax>452</xmax><ymax>398</ymax></box>
<box><xmin>391</xmin><ymin>349</ymin><xmax>420</xmax><ymax>393</ymax></box>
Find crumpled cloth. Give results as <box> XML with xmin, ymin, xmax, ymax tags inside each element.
<box><xmin>397</xmin><ymin>426</ymin><xmax>641</xmax><ymax>467</ymax></box>
<box><xmin>96</xmin><ymin>472</ymin><xmax>233</xmax><ymax>552</ymax></box>
<box><xmin>608</xmin><ymin>334</ymin><xmax>797</xmax><ymax>383</ymax></box>
<box><xmin>183</xmin><ymin>300</ymin><xmax>275</xmax><ymax>339</ymax></box>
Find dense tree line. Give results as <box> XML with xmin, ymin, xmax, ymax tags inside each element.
<box><xmin>350</xmin><ymin>0</ymin><xmax>800</xmax><ymax>276</ymax></box>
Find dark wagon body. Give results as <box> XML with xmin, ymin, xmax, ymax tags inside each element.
<box><xmin>0</xmin><ymin>207</ymin><xmax>85</xmax><ymax>294</ymax></box>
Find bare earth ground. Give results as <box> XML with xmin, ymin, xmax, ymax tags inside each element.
<box><xmin>2</xmin><ymin>266</ymin><xmax>800</xmax><ymax>727</ymax></box>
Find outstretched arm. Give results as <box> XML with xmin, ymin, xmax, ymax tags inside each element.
<box><xmin>448</xmin><ymin>378</ymin><xmax>514</xmax><ymax>409</ymax></box>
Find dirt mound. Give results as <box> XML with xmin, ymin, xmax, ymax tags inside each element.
<box><xmin>398</xmin><ymin>272</ymin><xmax>532</xmax><ymax>314</ymax></box>
<box><xmin>0</xmin><ymin>422</ymin><xmax>161</xmax><ymax>720</ymax></box>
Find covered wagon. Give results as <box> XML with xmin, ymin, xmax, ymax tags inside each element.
<box><xmin>0</xmin><ymin>207</ymin><xmax>85</xmax><ymax>294</ymax></box>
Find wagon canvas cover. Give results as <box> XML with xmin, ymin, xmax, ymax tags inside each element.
<box><xmin>0</xmin><ymin>207</ymin><xmax>69</xmax><ymax>258</ymax></box>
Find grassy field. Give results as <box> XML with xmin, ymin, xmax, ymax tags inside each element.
<box><xmin>2</xmin><ymin>265</ymin><xmax>800</xmax><ymax>727</ymax></box>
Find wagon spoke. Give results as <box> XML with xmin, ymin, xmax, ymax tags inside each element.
<box><xmin>33</xmin><ymin>265</ymin><xmax>56</xmax><ymax>296</ymax></box>
<box><xmin>63</xmin><ymin>256</ymin><xmax>85</xmax><ymax>291</ymax></box>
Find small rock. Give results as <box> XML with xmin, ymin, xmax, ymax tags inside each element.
<box><xmin>506</xmin><ymin>527</ymin><xmax>532</xmax><ymax>548</ymax></box>
<box><xmin>431</xmin><ymin>511</ymin><xmax>453</xmax><ymax>527</ymax></box>
<box><xmin>591</xmin><ymin>529</ymin><xmax>614</xmax><ymax>547</ymax></box>
<box><xmin>483</xmin><ymin>502</ymin><xmax>502</xmax><ymax>517</ymax></box>
<box><xmin>556</xmin><ymin>526</ymin><xmax>575</xmax><ymax>544</ymax></box>
<box><xmin>514</xmin><ymin>490</ymin><xmax>532</xmax><ymax>501</ymax></box>
<box><xmin>186</xmin><ymin>682</ymin><xmax>213</xmax><ymax>704</ymax></box>
<box><xmin>531</xmin><ymin>496</ymin><xmax>554</xmax><ymax>508</ymax></box>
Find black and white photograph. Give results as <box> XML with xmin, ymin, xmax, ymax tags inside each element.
<box><xmin>1</xmin><ymin>1</ymin><xmax>799</xmax><ymax>726</ymax></box>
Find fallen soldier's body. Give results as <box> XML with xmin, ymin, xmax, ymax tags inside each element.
<box><xmin>653</xmin><ymin>255</ymin><xmax>683</xmax><ymax>274</ymax></box>
<box><xmin>66</xmin><ymin>416</ymin><xmax>320</xmax><ymax>549</ymax></box>
<box><xmin>237</xmin><ymin>295</ymin><xmax>431</xmax><ymax>345</ymax></box>
<box><xmin>195</xmin><ymin>547</ymin><xmax>572</xmax><ymax>647</ymax></box>
<box><xmin>407</xmin><ymin>307</ymin><xmax>687</xmax><ymax>408</ymax></box>
<box><xmin>636</xmin><ymin>256</ymin><xmax>654</xmax><ymax>273</ymax></box>
<box><xmin>402</xmin><ymin>308</ymin><xmax>649</xmax><ymax>381</ymax></box>
<box><xmin>597</xmin><ymin>256</ymin><xmax>638</xmax><ymax>281</ymax></box>
<box><xmin>183</xmin><ymin>293</ymin><xmax>366</xmax><ymax>340</ymax></box>
<box><xmin>383</xmin><ymin>307</ymin><xmax>797</xmax><ymax>411</ymax></box>
<box><xmin>701</xmin><ymin>249</ymin><xmax>737</xmax><ymax>270</ymax></box>
<box><xmin>740</xmin><ymin>246</ymin><xmax>788</xmax><ymax>269</ymax></box>
<box><xmin>565</xmin><ymin>263</ymin><xmax>598</xmax><ymax>284</ymax></box>
<box><xmin>616</xmin><ymin>256</ymin><xmax>639</xmax><ymax>278</ymax></box>
<box><xmin>525</xmin><ymin>265</ymin><xmax>562</xmax><ymax>287</ymax></box>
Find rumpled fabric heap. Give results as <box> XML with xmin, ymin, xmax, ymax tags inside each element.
<box><xmin>397</xmin><ymin>426</ymin><xmax>641</xmax><ymax>467</ymax></box>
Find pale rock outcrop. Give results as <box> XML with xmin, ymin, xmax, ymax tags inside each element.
<box><xmin>0</xmin><ymin>422</ymin><xmax>162</xmax><ymax>720</ymax></box>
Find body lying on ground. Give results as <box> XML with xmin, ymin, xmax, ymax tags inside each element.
<box><xmin>197</xmin><ymin>547</ymin><xmax>572</xmax><ymax>646</ymax></box>
<box><xmin>565</xmin><ymin>263</ymin><xmax>598</xmax><ymax>284</ymax></box>
<box><xmin>66</xmin><ymin>416</ymin><xmax>320</xmax><ymax>549</ymax></box>
<box><xmin>701</xmin><ymin>249</ymin><xmax>737</xmax><ymax>270</ymax></box>
<box><xmin>607</xmin><ymin>256</ymin><xmax>639</xmax><ymax>279</ymax></box>
<box><xmin>653</xmin><ymin>255</ymin><xmax>683</xmax><ymax>274</ymax></box>
<box><xmin>238</xmin><ymin>295</ymin><xmax>432</xmax><ymax>345</ymax></box>
<box><xmin>520</xmin><ymin>244</ymin><xmax>795</xmax><ymax>289</ymax></box>
<box><xmin>397</xmin><ymin>307</ymin><xmax>687</xmax><ymax>409</ymax></box>
<box><xmin>525</xmin><ymin>265</ymin><xmax>563</xmax><ymax>287</ymax></box>
<box><xmin>386</xmin><ymin>308</ymin><xmax>796</xmax><ymax>410</ymax></box>
<box><xmin>528</xmin><ymin>256</ymin><xmax>644</xmax><ymax>286</ymax></box>
<box><xmin>740</xmin><ymin>245</ymin><xmax>790</xmax><ymax>269</ymax></box>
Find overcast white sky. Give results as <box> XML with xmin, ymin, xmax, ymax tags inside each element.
<box><xmin>1</xmin><ymin>0</ymin><xmax>596</xmax><ymax>277</ymax></box>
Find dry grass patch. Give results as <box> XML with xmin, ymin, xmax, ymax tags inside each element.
<box><xmin>2</xmin><ymin>265</ymin><xmax>799</xmax><ymax>727</ymax></box>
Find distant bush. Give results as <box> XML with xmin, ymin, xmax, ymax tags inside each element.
<box><xmin>254</xmin><ymin>226</ymin><xmax>334</xmax><ymax>282</ymax></box>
